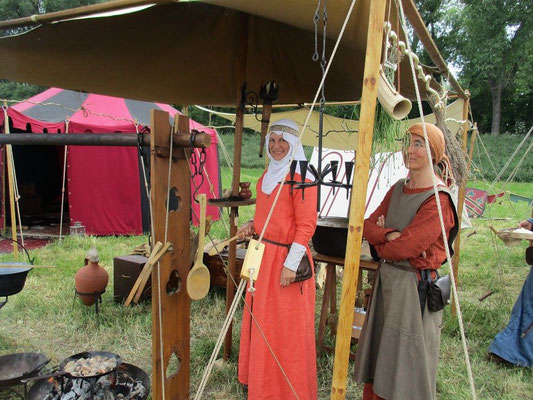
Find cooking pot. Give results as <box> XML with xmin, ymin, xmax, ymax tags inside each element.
<box><xmin>0</xmin><ymin>266</ymin><xmax>32</xmax><ymax>297</ymax></box>
<box><xmin>312</xmin><ymin>217</ymin><xmax>349</xmax><ymax>258</ymax></box>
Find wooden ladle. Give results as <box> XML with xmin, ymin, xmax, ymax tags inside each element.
<box><xmin>186</xmin><ymin>194</ymin><xmax>211</xmax><ymax>300</ymax></box>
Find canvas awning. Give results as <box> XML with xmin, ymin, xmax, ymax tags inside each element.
<box><xmin>0</xmin><ymin>0</ymin><xmax>459</xmax><ymax>106</ymax></box>
<box><xmin>198</xmin><ymin>98</ymin><xmax>465</xmax><ymax>151</ymax></box>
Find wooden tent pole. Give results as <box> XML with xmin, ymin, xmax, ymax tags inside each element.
<box><xmin>452</xmin><ymin>118</ymin><xmax>477</xmax><ymax>315</ymax></box>
<box><xmin>150</xmin><ymin>111</ymin><xmax>191</xmax><ymax>400</ymax></box>
<box><xmin>3</xmin><ymin>106</ymin><xmax>18</xmax><ymax>258</ymax></box>
<box><xmin>330</xmin><ymin>0</ymin><xmax>387</xmax><ymax>398</ymax></box>
<box><xmin>451</xmin><ymin>96</ymin><xmax>470</xmax><ymax>308</ymax></box>
<box><xmin>401</xmin><ymin>0</ymin><xmax>466</xmax><ymax>99</ymax></box>
<box><xmin>224</xmin><ymin>14</ymin><xmax>250</xmax><ymax>361</ymax></box>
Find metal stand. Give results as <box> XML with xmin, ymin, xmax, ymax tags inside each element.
<box><xmin>73</xmin><ymin>290</ymin><xmax>105</xmax><ymax>314</ymax></box>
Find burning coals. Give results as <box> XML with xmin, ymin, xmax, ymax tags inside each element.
<box><xmin>42</xmin><ymin>372</ymin><xmax>146</xmax><ymax>400</ymax></box>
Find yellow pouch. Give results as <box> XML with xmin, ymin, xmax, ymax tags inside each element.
<box><xmin>240</xmin><ymin>239</ymin><xmax>265</xmax><ymax>282</ymax></box>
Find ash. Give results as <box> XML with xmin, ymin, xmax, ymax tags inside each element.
<box><xmin>43</xmin><ymin>373</ymin><xmax>146</xmax><ymax>400</ymax></box>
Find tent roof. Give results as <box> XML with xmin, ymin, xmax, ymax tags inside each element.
<box><xmin>0</xmin><ymin>0</ymin><xmax>462</xmax><ymax>106</ymax></box>
<box><xmin>3</xmin><ymin>87</ymin><xmax>217</xmax><ymax>138</ymax></box>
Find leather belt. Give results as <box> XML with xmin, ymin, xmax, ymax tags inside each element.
<box><xmin>252</xmin><ymin>233</ymin><xmax>290</xmax><ymax>249</ymax></box>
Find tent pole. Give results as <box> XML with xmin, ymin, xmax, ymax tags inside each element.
<box><xmin>59</xmin><ymin>144</ymin><xmax>68</xmax><ymax>240</ymax></box>
<box><xmin>451</xmin><ymin>96</ymin><xmax>470</xmax><ymax>291</ymax></box>
<box><xmin>225</xmin><ymin>13</ymin><xmax>250</xmax><ymax>361</ymax></box>
<box><xmin>401</xmin><ymin>0</ymin><xmax>467</xmax><ymax>99</ymax></box>
<box><xmin>330</xmin><ymin>0</ymin><xmax>387</xmax><ymax>398</ymax></box>
<box><xmin>2</xmin><ymin>106</ymin><xmax>18</xmax><ymax>259</ymax></box>
<box><xmin>1</xmin><ymin>120</ymin><xmax>5</xmax><ymax>234</ymax></box>
<box><xmin>150</xmin><ymin>111</ymin><xmax>191</xmax><ymax>400</ymax></box>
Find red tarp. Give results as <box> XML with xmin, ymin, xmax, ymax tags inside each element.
<box><xmin>1</xmin><ymin>88</ymin><xmax>220</xmax><ymax>235</ymax></box>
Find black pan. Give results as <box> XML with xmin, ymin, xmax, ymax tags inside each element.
<box><xmin>0</xmin><ymin>352</ymin><xmax>49</xmax><ymax>387</ymax></box>
<box><xmin>27</xmin><ymin>362</ymin><xmax>150</xmax><ymax>400</ymax></box>
<box><xmin>25</xmin><ymin>350</ymin><xmax>122</xmax><ymax>383</ymax></box>
<box><xmin>59</xmin><ymin>350</ymin><xmax>122</xmax><ymax>379</ymax></box>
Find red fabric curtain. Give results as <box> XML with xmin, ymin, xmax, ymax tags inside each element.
<box><xmin>67</xmin><ymin>131</ymin><xmax>142</xmax><ymax>235</ymax></box>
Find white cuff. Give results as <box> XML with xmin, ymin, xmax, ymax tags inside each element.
<box><xmin>283</xmin><ymin>242</ymin><xmax>307</xmax><ymax>272</ymax></box>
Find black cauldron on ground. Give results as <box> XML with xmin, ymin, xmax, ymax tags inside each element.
<box><xmin>312</xmin><ymin>217</ymin><xmax>349</xmax><ymax>258</ymax></box>
<box><xmin>0</xmin><ymin>265</ymin><xmax>32</xmax><ymax>309</ymax></box>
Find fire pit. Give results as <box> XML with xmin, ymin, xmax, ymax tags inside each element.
<box><xmin>27</xmin><ymin>363</ymin><xmax>150</xmax><ymax>400</ymax></box>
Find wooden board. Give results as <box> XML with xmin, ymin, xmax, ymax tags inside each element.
<box><xmin>150</xmin><ymin>111</ymin><xmax>191</xmax><ymax>400</ymax></box>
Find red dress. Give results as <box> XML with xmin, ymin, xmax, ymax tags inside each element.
<box><xmin>238</xmin><ymin>173</ymin><xmax>318</xmax><ymax>399</ymax></box>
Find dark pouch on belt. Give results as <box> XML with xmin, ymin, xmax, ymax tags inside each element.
<box><xmin>294</xmin><ymin>254</ymin><xmax>313</xmax><ymax>283</ymax></box>
<box><xmin>418</xmin><ymin>270</ymin><xmax>451</xmax><ymax>315</ymax></box>
<box><xmin>427</xmin><ymin>273</ymin><xmax>451</xmax><ymax>312</ymax></box>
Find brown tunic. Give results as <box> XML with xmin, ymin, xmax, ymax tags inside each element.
<box><xmin>354</xmin><ymin>180</ymin><xmax>458</xmax><ymax>400</ymax></box>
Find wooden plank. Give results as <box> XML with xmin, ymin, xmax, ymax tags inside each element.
<box><xmin>124</xmin><ymin>241</ymin><xmax>163</xmax><ymax>307</ymax></box>
<box><xmin>133</xmin><ymin>242</ymin><xmax>172</xmax><ymax>304</ymax></box>
<box><xmin>330</xmin><ymin>0</ymin><xmax>387</xmax><ymax>398</ymax></box>
<box><xmin>151</xmin><ymin>111</ymin><xmax>191</xmax><ymax>400</ymax></box>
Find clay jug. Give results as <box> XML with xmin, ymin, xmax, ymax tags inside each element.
<box><xmin>239</xmin><ymin>182</ymin><xmax>252</xmax><ymax>200</ymax></box>
<box><xmin>75</xmin><ymin>248</ymin><xmax>108</xmax><ymax>306</ymax></box>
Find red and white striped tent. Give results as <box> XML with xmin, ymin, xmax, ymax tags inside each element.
<box><xmin>0</xmin><ymin>88</ymin><xmax>220</xmax><ymax>235</ymax></box>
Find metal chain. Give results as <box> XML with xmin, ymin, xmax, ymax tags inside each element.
<box><xmin>312</xmin><ymin>0</ymin><xmax>321</xmax><ymax>61</ymax></box>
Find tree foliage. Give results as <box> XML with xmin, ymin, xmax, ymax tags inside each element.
<box><xmin>443</xmin><ymin>0</ymin><xmax>533</xmax><ymax>134</ymax></box>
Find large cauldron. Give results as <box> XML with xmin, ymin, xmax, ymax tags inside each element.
<box><xmin>0</xmin><ymin>266</ymin><xmax>32</xmax><ymax>297</ymax></box>
<box><xmin>312</xmin><ymin>217</ymin><xmax>349</xmax><ymax>258</ymax></box>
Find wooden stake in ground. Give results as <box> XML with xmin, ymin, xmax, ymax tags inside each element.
<box><xmin>331</xmin><ymin>0</ymin><xmax>386</xmax><ymax>397</ymax></box>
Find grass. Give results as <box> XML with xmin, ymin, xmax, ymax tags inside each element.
<box><xmin>0</xmin><ymin>176</ymin><xmax>532</xmax><ymax>399</ymax></box>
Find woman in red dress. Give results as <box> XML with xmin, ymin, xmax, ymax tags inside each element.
<box><xmin>237</xmin><ymin>118</ymin><xmax>318</xmax><ymax>399</ymax></box>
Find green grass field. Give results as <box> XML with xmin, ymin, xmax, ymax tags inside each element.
<box><xmin>0</xmin><ymin>166</ymin><xmax>531</xmax><ymax>398</ymax></box>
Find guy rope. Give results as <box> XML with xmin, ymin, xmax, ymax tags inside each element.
<box><xmin>396</xmin><ymin>0</ymin><xmax>477</xmax><ymax>397</ymax></box>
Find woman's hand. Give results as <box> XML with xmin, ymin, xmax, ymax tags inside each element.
<box><xmin>237</xmin><ymin>220</ymin><xmax>255</xmax><ymax>239</ymax></box>
<box><xmin>280</xmin><ymin>267</ymin><xmax>296</xmax><ymax>287</ymax></box>
<box><xmin>385</xmin><ymin>231</ymin><xmax>401</xmax><ymax>241</ymax></box>
<box><xmin>519</xmin><ymin>219</ymin><xmax>532</xmax><ymax>231</ymax></box>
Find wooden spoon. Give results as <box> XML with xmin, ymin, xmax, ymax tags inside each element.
<box><xmin>186</xmin><ymin>194</ymin><xmax>211</xmax><ymax>300</ymax></box>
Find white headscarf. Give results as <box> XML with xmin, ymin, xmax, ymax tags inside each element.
<box><xmin>262</xmin><ymin>118</ymin><xmax>310</xmax><ymax>195</ymax></box>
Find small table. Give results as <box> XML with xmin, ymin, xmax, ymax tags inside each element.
<box><xmin>313</xmin><ymin>251</ymin><xmax>379</xmax><ymax>357</ymax></box>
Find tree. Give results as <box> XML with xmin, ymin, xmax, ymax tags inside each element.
<box><xmin>445</xmin><ymin>0</ymin><xmax>533</xmax><ymax>134</ymax></box>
